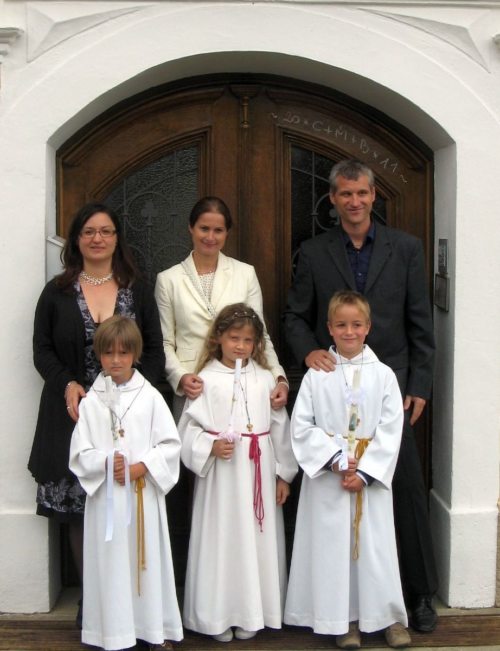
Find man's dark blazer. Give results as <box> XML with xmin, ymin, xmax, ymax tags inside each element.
<box><xmin>284</xmin><ymin>223</ymin><xmax>435</xmax><ymax>399</ymax></box>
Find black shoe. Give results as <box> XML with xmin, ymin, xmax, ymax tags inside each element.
<box><xmin>410</xmin><ymin>595</ymin><xmax>437</xmax><ymax>632</ymax></box>
<box><xmin>76</xmin><ymin>597</ymin><xmax>83</xmax><ymax>630</ymax></box>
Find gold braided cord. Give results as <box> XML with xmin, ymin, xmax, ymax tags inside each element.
<box><xmin>352</xmin><ymin>438</ymin><xmax>370</xmax><ymax>560</ymax></box>
<box><xmin>135</xmin><ymin>477</ymin><xmax>147</xmax><ymax>595</ymax></box>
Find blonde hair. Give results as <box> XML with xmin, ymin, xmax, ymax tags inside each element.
<box><xmin>327</xmin><ymin>290</ymin><xmax>371</xmax><ymax>324</ymax></box>
<box><xmin>94</xmin><ymin>315</ymin><xmax>143</xmax><ymax>364</ymax></box>
<box><xmin>196</xmin><ymin>303</ymin><xmax>269</xmax><ymax>372</ymax></box>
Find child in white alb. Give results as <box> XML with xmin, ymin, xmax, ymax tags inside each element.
<box><xmin>284</xmin><ymin>291</ymin><xmax>411</xmax><ymax>649</ymax></box>
<box><xmin>178</xmin><ymin>303</ymin><xmax>297</xmax><ymax>643</ymax></box>
<box><xmin>69</xmin><ymin>315</ymin><xmax>183</xmax><ymax>651</ymax></box>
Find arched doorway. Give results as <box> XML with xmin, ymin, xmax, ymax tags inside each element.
<box><xmin>57</xmin><ymin>73</ymin><xmax>434</xmax><ymax>584</ymax></box>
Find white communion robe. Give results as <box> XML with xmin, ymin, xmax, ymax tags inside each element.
<box><xmin>284</xmin><ymin>345</ymin><xmax>408</xmax><ymax>635</ymax></box>
<box><xmin>69</xmin><ymin>370</ymin><xmax>183</xmax><ymax>651</ymax></box>
<box><xmin>178</xmin><ymin>359</ymin><xmax>298</xmax><ymax>636</ymax></box>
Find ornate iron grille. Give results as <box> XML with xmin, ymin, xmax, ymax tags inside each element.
<box><xmin>104</xmin><ymin>145</ymin><xmax>199</xmax><ymax>286</ymax></box>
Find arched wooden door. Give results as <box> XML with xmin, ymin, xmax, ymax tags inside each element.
<box><xmin>57</xmin><ymin>74</ymin><xmax>434</xmax><ymax>584</ymax></box>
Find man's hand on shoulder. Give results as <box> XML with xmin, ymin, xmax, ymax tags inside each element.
<box><xmin>404</xmin><ymin>395</ymin><xmax>426</xmax><ymax>426</ymax></box>
<box><xmin>305</xmin><ymin>349</ymin><xmax>336</xmax><ymax>372</ymax></box>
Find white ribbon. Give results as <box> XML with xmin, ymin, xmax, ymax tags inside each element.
<box><xmin>105</xmin><ymin>450</ymin><xmax>132</xmax><ymax>542</ymax></box>
<box><xmin>102</xmin><ymin>374</ymin><xmax>120</xmax><ymax>408</ymax></box>
<box><xmin>335</xmin><ymin>432</ymin><xmax>349</xmax><ymax>471</ymax></box>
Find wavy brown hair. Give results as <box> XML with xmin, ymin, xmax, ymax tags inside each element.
<box><xmin>55</xmin><ymin>202</ymin><xmax>139</xmax><ymax>291</ymax></box>
<box><xmin>196</xmin><ymin>303</ymin><xmax>269</xmax><ymax>372</ymax></box>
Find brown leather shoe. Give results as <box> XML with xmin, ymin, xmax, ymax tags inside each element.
<box><xmin>336</xmin><ymin>622</ymin><xmax>361</xmax><ymax>649</ymax></box>
<box><xmin>384</xmin><ymin>623</ymin><xmax>411</xmax><ymax>648</ymax></box>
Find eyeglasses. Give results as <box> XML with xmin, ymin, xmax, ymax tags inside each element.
<box><xmin>80</xmin><ymin>227</ymin><xmax>117</xmax><ymax>240</ymax></box>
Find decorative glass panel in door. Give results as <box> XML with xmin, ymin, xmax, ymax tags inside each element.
<box><xmin>104</xmin><ymin>145</ymin><xmax>199</xmax><ymax>286</ymax></box>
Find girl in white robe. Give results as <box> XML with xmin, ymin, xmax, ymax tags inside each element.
<box><xmin>69</xmin><ymin>316</ymin><xmax>183</xmax><ymax>651</ymax></box>
<box><xmin>178</xmin><ymin>303</ymin><xmax>297</xmax><ymax>642</ymax></box>
<box><xmin>284</xmin><ymin>291</ymin><xmax>409</xmax><ymax>648</ymax></box>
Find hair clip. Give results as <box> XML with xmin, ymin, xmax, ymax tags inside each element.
<box><xmin>231</xmin><ymin>311</ymin><xmax>257</xmax><ymax>319</ymax></box>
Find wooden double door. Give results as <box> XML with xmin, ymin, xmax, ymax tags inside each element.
<box><xmin>58</xmin><ymin>74</ymin><xmax>434</xmax><ymax>583</ymax></box>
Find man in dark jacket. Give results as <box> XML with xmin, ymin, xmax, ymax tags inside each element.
<box><xmin>284</xmin><ymin>158</ymin><xmax>438</xmax><ymax>633</ymax></box>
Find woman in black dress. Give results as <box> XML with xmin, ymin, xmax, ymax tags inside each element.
<box><xmin>28</xmin><ymin>202</ymin><xmax>165</xmax><ymax>623</ymax></box>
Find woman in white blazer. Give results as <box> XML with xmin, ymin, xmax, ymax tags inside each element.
<box><xmin>155</xmin><ymin>196</ymin><xmax>288</xmax><ymax>418</ymax></box>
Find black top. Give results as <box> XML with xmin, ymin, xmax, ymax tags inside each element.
<box><xmin>28</xmin><ymin>279</ymin><xmax>165</xmax><ymax>482</ymax></box>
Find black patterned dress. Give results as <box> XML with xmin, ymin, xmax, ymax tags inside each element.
<box><xmin>35</xmin><ymin>282</ymin><xmax>135</xmax><ymax>520</ymax></box>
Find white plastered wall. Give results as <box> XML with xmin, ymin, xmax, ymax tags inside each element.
<box><xmin>0</xmin><ymin>1</ymin><xmax>499</xmax><ymax>612</ymax></box>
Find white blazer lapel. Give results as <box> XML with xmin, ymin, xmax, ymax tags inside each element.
<box><xmin>180</xmin><ymin>252</ymin><xmax>216</xmax><ymax>316</ymax></box>
<box><xmin>211</xmin><ymin>251</ymin><xmax>232</xmax><ymax>310</ymax></box>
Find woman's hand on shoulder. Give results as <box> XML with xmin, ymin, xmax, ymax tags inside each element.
<box><xmin>270</xmin><ymin>377</ymin><xmax>289</xmax><ymax>409</ymax></box>
<box><xmin>65</xmin><ymin>381</ymin><xmax>86</xmax><ymax>422</ymax></box>
<box><xmin>179</xmin><ymin>373</ymin><xmax>204</xmax><ymax>399</ymax></box>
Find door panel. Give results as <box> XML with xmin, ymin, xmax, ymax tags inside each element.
<box><xmin>59</xmin><ymin>85</ymin><xmax>242</xmax><ymax>257</ymax></box>
<box><xmin>104</xmin><ymin>143</ymin><xmax>200</xmax><ymax>281</ymax></box>
<box><xmin>57</xmin><ymin>75</ymin><xmax>434</xmax><ymax>586</ymax></box>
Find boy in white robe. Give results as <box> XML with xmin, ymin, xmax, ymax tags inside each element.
<box><xmin>284</xmin><ymin>291</ymin><xmax>411</xmax><ymax>649</ymax></box>
<box><xmin>178</xmin><ymin>303</ymin><xmax>298</xmax><ymax>643</ymax></box>
<box><xmin>69</xmin><ymin>316</ymin><xmax>183</xmax><ymax>651</ymax></box>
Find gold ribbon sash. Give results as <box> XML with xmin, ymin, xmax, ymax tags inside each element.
<box><xmin>352</xmin><ymin>438</ymin><xmax>370</xmax><ymax>560</ymax></box>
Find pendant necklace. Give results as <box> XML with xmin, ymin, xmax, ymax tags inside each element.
<box><xmin>239</xmin><ymin>362</ymin><xmax>254</xmax><ymax>433</ymax></box>
<box><xmin>95</xmin><ymin>377</ymin><xmax>146</xmax><ymax>441</ymax></box>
